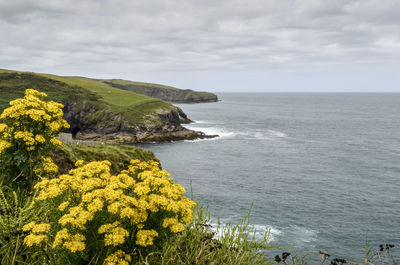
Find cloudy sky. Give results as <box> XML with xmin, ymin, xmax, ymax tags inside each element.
<box><xmin>1</xmin><ymin>0</ymin><xmax>399</xmax><ymax>92</ymax></box>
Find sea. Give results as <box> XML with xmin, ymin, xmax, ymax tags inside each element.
<box><xmin>139</xmin><ymin>93</ymin><xmax>400</xmax><ymax>262</ymax></box>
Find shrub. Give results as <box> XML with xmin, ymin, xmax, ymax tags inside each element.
<box><xmin>0</xmin><ymin>89</ymin><xmax>69</xmax><ymax>189</ymax></box>
<box><xmin>24</xmin><ymin>159</ymin><xmax>196</xmax><ymax>264</ymax></box>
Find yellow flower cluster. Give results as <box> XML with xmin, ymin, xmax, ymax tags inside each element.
<box><xmin>52</xmin><ymin>228</ymin><xmax>86</xmax><ymax>252</ymax></box>
<box><xmin>136</xmin><ymin>229</ymin><xmax>159</xmax><ymax>247</ymax></box>
<box><xmin>34</xmin><ymin>156</ymin><xmax>59</xmax><ymax>175</ymax></box>
<box><xmin>103</xmin><ymin>250</ymin><xmax>132</xmax><ymax>265</ymax></box>
<box><xmin>0</xmin><ymin>89</ymin><xmax>65</xmax><ymax>124</ymax></box>
<box><xmin>28</xmin><ymin>159</ymin><xmax>196</xmax><ymax>262</ymax></box>
<box><xmin>22</xmin><ymin>221</ymin><xmax>50</xmax><ymax>247</ymax></box>
<box><xmin>0</xmin><ymin>88</ymin><xmax>69</xmax><ymax>153</ymax></box>
<box><xmin>0</xmin><ymin>139</ymin><xmax>11</xmax><ymax>154</ymax></box>
<box><xmin>98</xmin><ymin>222</ymin><xmax>130</xmax><ymax>246</ymax></box>
<box><xmin>162</xmin><ymin>217</ymin><xmax>185</xmax><ymax>233</ymax></box>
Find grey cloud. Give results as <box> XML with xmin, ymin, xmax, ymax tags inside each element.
<box><xmin>0</xmin><ymin>0</ymin><xmax>399</xmax><ymax>78</ymax></box>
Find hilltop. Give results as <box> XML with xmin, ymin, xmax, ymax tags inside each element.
<box><xmin>102</xmin><ymin>79</ymin><xmax>218</xmax><ymax>103</ymax></box>
<box><xmin>0</xmin><ymin>68</ymin><xmax>216</xmax><ymax>143</ymax></box>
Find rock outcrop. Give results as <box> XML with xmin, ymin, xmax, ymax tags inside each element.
<box><xmin>63</xmin><ymin>100</ymin><xmax>217</xmax><ymax>144</ymax></box>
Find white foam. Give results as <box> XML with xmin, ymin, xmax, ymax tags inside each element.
<box><xmin>254</xmin><ymin>132</ymin><xmax>265</xmax><ymax>139</ymax></box>
<box><xmin>267</xmin><ymin>130</ymin><xmax>287</xmax><ymax>138</ymax></box>
<box><xmin>185</xmin><ymin>125</ymin><xmax>237</xmax><ymax>139</ymax></box>
<box><xmin>252</xmin><ymin>224</ymin><xmax>283</xmax><ymax>241</ymax></box>
<box><xmin>246</xmin><ymin>130</ymin><xmax>288</xmax><ymax>140</ymax></box>
<box><xmin>185</xmin><ymin>123</ymin><xmax>287</xmax><ymax>141</ymax></box>
<box><xmin>193</xmin><ymin>120</ymin><xmax>208</xmax><ymax>124</ymax></box>
<box><xmin>289</xmin><ymin>225</ymin><xmax>318</xmax><ymax>243</ymax></box>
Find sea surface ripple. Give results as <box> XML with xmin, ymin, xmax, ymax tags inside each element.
<box><xmin>139</xmin><ymin>93</ymin><xmax>400</xmax><ymax>261</ymax></box>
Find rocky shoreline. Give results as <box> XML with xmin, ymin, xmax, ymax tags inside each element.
<box><xmin>74</xmin><ymin>128</ymin><xmax>217</xmax><ymax>144</ymax></box>
<box><xmin>64</xmin><ymin>100</ymin><xmax>218</xmax><ymax>144</ymax></box>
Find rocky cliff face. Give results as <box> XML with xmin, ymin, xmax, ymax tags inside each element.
<box><xmin>63</xmin><ymin>100</ymin><xmax>216</xmax><ymax>144</ymax></box>
<box><xmin>103</xmin><ymin>81</ymin><xmax>218</xmax><ymax>103</ymax></box>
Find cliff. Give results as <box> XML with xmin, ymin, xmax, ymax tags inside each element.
<box><xmin>102</xmin><ymin>79</ymin><xmax>218</xmax><ymax>103</ymax></box>
<box><xmin>0</xmin><ymin>69</ymin><xmax>217</xmax><ymax>143</ymax></box>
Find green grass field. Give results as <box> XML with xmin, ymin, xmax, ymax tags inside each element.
<box><xmin>104</xmin><ymin>78</ymin><xmax>180</xmax><ymax>91</ymax></box>
<box><xmin>38</xmin><ymin>74</ymin><xmax>163</xmax><ymax>107</ymax></box>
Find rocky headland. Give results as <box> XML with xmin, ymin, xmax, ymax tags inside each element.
<box><xmin>63</xmin><ymin>100</ymin><xmax>217</xmax><ymax>144</ymax></box>
<box><xmin>0</xmin><ymin>69</ymin><xmax>218</xmax><ymax>144</ymax></box>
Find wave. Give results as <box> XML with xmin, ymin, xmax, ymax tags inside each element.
<box><xmin>287</xmin><ymin>225</ymin><xmax>318</xmax><ymax>244</ymax></box>
<box><xmin>186</xmin><ymin>120</ymin><xmax>287</xmax><ymax>141</ymax></box>
<box><xmin>252</xmin><ymin>224</ymin><xmax>282</xmax><ymax>241</ymax></box>
<box><xmin>267</xmin><ymin>130</ymin><xmax>287</xmax><ymax>138</ymax></box>
<box><xmin>192</xmin><ymin>120</ymin><xmax>208</xmax><ymax>124</ymax></box>
<box><xmin>185</xmin><ymin>125</ymin><xmax>237</xmax><ymax>139</ymax></box>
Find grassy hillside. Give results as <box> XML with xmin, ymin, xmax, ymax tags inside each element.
<box><xmin>51</xmin><ymin>143</ymin><xmax>159</xmax><ymax>174</ymax></box>
<box><xmin>102</xmin><ymin>79</ymin><xmax>218</xmax><ymax>103</ymax></box>
<box><xmin>0</xmin><ymin>68</ymin><xmax>176</xmax><ymax>125</ymax></box>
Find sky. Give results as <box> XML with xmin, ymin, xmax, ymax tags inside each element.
<box><xmin>1</xmin><ymin>0</ymin><xmax>399</xmax><ymax>92</ymax></box>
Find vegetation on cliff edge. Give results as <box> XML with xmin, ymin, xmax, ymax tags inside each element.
<box><xmin>0</xmin><ymin>69</ymin><xmax>177</xmax><ymax>127</ymax></box>
<box><xmin>102</xmin><ymin>79</ymin><xmax>218</xmax><ymax>103</ymax></box>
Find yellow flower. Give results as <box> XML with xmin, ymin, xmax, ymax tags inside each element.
<box><xmin>25</xmin><ymin>88</ymin><xmax>47</xmax><ymax>98</ymax></box>
<box><xmin>0</xmin><ymin>139</ymin><xmax>11</xmax><ymax>153</ymax></box>
<box><xmin>103</xmin><ymin>250</ymin><xmax>131</xmax><ymax>265</ymax></box>
<box><xmin>50</xmin><ymin>137</ymin><xmax>62</xmax><ymax>146</ymax></box>
<box><xmin>136</xmin><ymin>229</ymin><xmax>158</xmax><ymax>247</ymax></box>
<box><xmin>29</xmin><ymin>159</ymin><xmax>197</xmax><ymax>255</ymax></box>
<box><xmin>62</xmin><ymin>233</ymin><xmax>86</xmax><ymax>252</ymax></box>
<box><xmin>22</xmin><ymin>221</ymin><xmax>36</xmax><ymax>232</ymax></box>
<box><xmin>23</xmin><ymin>234</ymin><xmax>48</xmax><ymax>247</ymax></box>
<box><xmin>103</xmin><ymin>227</ymin><xmax>129</xmax><ymax>246</ymax></box>
<box><xmin>52</xmin><ymin>228</ymin><xmax>69</xmax><ymax>248</ymax></box>
<box><xmin>98</xmin><ymin>221</ymin><xmax>120</xmax><ymax>234</ymax></box>
<box><xmin>52</xmin><ymin>229</ymin><xmax>86</xmax><ymax>252</ymax></box>
<box><xmin>58</xmin><ymin>201</ymin><xmax>70</xmax><ymax>211</ymax></box>
<box><xmin>31</xmin><ymin>223</ymin><xmax>51</xmax><ymax>233</ymax></box>
<box><xmin>162</xmin><ymin>217</ymin><xmax>185</xmax><ymax>233</ymax></box>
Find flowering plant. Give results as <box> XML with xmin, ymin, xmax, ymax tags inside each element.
<box><xmin>24</xmin><ymin>159</ymin><xmax>196</xmax><ymax>264</ymax></box>
<box><xmin>0</xmin><ymin>89</ymin><xmax>69</xmax><ymax>188</ymax></box>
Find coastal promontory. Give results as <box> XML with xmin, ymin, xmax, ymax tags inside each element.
<box><xmin>0</xmin><ymin>69</ymin><xmax>216</xmax><ymax>143</ymax></box>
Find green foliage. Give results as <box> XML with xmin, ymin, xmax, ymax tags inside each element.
<box><xmin>51</xmin><ymin>143</ymin><xmax>159</xmax><ymax>174</ymax></box>
<box><xmin>0</xmin><ymin>188</ymin><xmax>40</xmax><ymax>265</ymax></box>
<box><xmin>146</xmin><ymin>204</ymin><xmax>278</xmax><ymax>265</ymax></box>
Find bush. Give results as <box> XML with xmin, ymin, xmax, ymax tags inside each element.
<box><xmin>24</xmin><ymin>159</ymin><xmax>196</xmax><ymax>264</ymax></box>
<box><xmin>0</xmin><ymin>89</ymin><xmax>69</xmax><ymax>189</ymax></box>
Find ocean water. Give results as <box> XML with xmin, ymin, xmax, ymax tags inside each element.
<box><xmin>139</xmin><ymin>93</ymin><xmax>400</xmax><ymax>261</ymax></box>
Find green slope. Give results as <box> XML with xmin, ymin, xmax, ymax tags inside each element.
<box><xmin>0</xmin><ymin>68</ymin><xmax>175</xmax><ymax>125</ymax></box>
<box><xmin>102</xmin><ymin>79</ymin><xmax>218</xmax><ymax>103</ymax></box>
<box><xmin>38</xmin><ymin>74</ymin><xmax>158</xmax><ymax>107</ymax></box>
<box><xmin>52</xmin><ymin>143</ymin><xmax>159</xmax><ymax>174</ymax></box>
